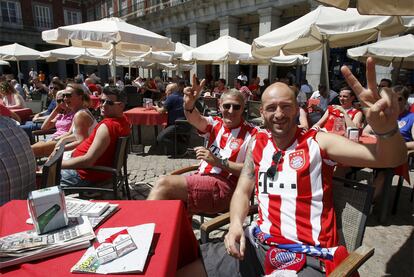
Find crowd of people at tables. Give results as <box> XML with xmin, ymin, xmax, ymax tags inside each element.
<box><xmin>0</xmin><ymin>58</ymin><xmax>413</xmax><ymax>276</ymax></box>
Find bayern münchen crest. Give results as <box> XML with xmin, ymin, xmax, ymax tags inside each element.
<box><xmin>289</xmin><ymin>150</ymin><xmax>305</xmax><ymax>170</ymax></box>
<box><xmin>229</xmin><ymin>138</ymin><xmax>242</xmax><ymax>150</ymax></box>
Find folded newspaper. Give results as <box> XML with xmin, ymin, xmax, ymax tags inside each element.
<box><xmin>71</xmin><ymin>223</ymin><xmax>155</xmax><ymax>274</ymax></box>
<box><xmin>0</xmin><ymin>216</ymin><xmax>95</xmax><ymax>269</ymax></box>
<box><xmin>65</xmin><ymin>197</ymin><xmax>119</xmax><ymax>229</ymax></box>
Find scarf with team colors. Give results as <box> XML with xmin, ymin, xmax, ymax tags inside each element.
<box><xmin>246</xmin><ymin>222</ymin><xmax>353</xmax><ymax>276</ymax></box>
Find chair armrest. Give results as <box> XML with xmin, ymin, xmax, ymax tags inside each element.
<box><xmin>170</xmin><ymin>165</ymin><xmax>199</xmax><ymax>175</ymax></box>
<box><xmin>32</xmin><ymin>129</ymin><xmax>56</xmax><ymax>136</ymax></box>
<box><xmin>84</xmin><ymin>166</ymin><xmax>118</xmax><ymax>174</ymax></box>
<box><xmin>329</xmin><ymin>245</ymin><xmax>374</xmax><ymax>277</ymax></box>
<box><xmin>200</xmin><ymin>205</ymin><xmax>258</xmax><ymax>244</ymax></box>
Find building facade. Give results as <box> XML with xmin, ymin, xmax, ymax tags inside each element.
<box><xmin>1</xmin><ymin>0</ymin><xmax>393</xmax><ymax>88</ymax></box>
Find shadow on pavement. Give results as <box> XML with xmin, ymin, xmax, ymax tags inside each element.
<box><xmin>386</xmin><ymin>229</ymin><xmax>414</xmax><ymax>276</ymax></box>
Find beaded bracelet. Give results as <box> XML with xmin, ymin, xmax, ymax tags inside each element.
<box><xmin>372</xmin><ymin>126</ymin><xmax>399</xmax><ymax>139</ymax></box>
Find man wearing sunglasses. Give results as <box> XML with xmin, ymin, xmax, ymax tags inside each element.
<box><xmin>60</xmin><ymin>86</ymin><xmax>130</xmax><ymax>186</ymax></box>
<box><xmin>148</xmin><ymin>75</ymin><xmax>257</xmax><ymax>216</ymax></box>
<box><xmin>179</xmin><ymin>58</ymin><xmax>407</xmax><ymax>276</ymax></box>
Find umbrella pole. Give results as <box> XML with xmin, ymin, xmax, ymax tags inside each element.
<box><xmin>128</xmin><ymin>57</ymin><xmax>131</xmax><ymax>78</ymax></box>
<box><xmin>322</xmin><ymin>40</ymin><xmax>330</xmax><ymax>92</ymax></box>
<box><xmin>16</xmin><ymin>60</ymin><xmax>21</xmax><ymax>84</ymax></box>
<box><xmin>111</xmin><ymin>41</ymin><xmax>117</xmax><ymax>84</ymax></box>
<box><xmin>77</xmin><ymin>63</ymin><xmax>80</xmax><ymax>75</ymax></box>
<box><xmin>392</xmin><ymin>57</ymin><xmax>404</xmax><ymax>84</ymax></box>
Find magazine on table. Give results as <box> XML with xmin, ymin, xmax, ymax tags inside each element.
<box><xmin>71</xmin><ymin>223</ymin><xmax>155</xmax><ymax>274</ymax></box>
<box><xmin>0</xmin><ymin>216</ymin><xmax>95</xmax><ymax>269</ymax></box>
<box><xmin>26</xmin><ymin>197</ymin><xmax>120</xmax><ymax>230</ymax></box>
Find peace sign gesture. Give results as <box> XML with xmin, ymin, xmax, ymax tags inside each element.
<box><xmin>183</xmin><ymin>74</ymin><xmax>206</xmax><ymax>108</ymax></box>
<box><xmin>341</xmin><ymin>57</ymin><xmax>399</xmax><ymax>134</ymax></box>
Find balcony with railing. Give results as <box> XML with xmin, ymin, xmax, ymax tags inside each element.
<box><xmin>110</xmin><ymin>0</ymin><xmax>191</xmax><ymax>20</ymax></box>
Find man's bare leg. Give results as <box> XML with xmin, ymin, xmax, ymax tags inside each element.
<box><xmin>147</xmin><ymin>175</ymin><xmax>188</xmax><ymax>201</ymax></box>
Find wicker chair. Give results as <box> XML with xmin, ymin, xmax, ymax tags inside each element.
<box><xmin>199</xmin><ymin>177</ymin><xmax>375</xmax><ymax>276</ymax></box>
<box><xmin>61</xmin><ymin>136</ymin><xmax>131</xmax><ymax>200</ymax></box>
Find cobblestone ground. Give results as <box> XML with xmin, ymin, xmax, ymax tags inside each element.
<box><xmin>127</xmin><ymin>150</ymin><xmax>413</xmax><ymax>276</ymax></box>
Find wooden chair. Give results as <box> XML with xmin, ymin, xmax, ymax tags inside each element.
<box><xmin>200</xmin><ymin>177</ymin><xmax>375</xmax><ymax>276</ymax></box>
<box><xmin>61</xmin><ymin>136</ymin><xmax>131</xmax><ymax>200</ymax></box>
<box><xmin>38</xmin><ymin>143</ymin><xmax>66</xmax><ymax>188</ymax></box>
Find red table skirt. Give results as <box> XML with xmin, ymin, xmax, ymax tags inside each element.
<box><xmin>0</xmin><ymin>200</ymin><xmax>199</xmax><ymax>276</ymax></box>
<box><xmin>10</xmin><ymin>108</ymin><xmax>33</xmax><ymax>122</ymax></box>
<box><xmin>124</xmin><ymin>107</ymin><xmax>167</xmax><ymax>126</ymax></box>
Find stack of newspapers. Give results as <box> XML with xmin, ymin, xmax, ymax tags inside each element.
<box><xmin>0</xmin><ymin>198</ymin><xmax>120</xmax><ymax>269</ymax></box>
<box><xmin>0</xmin><ymin>216</ymin><xmax>95</xmax><ymax>269</ymax></box>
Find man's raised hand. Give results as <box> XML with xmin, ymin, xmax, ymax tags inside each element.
<box><xmin>341</xmin><ymin>57</ymin><xmax>399</xmax><ymax>134</ymax></box>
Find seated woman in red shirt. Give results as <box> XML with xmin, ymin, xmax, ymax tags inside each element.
<box><xmin>314</xmin><ymin>86</ymin><xmax>363</xmax><ymax>131</ymax></box>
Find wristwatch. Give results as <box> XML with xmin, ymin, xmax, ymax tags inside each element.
<box><xmin>220</xmin><ymin>158</ymin><xmax>229</xmax><ymax>168</ymax></box>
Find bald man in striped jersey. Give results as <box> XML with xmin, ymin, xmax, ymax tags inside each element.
<box><xmin>177</xmin><ymin>58</ymin><xmax>406</xmax><ymax>277</ymax></box>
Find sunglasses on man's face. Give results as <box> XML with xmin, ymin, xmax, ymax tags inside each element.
<box><xmin>56</xmin><ymin>99</ymin><xmax>64</xmax><ymax>104</ymax></box>
<box><xmin>266</xmin><ymin>151</ymin><xmax>283</xmax><ymax>178</ymax></box>
<box><xmin>62</xmin><ymin>93</ymin><xmax>72</xmax><ymax>98</ymax></box>
<box><xmin>222</xmin><ymin>103</ymin><xmax>242</xmax><ymax>111</ymax></box>
<box><xmin>99</xmin><ymin>98</ymin><xmax>121</xmax><ymax>106</ymax></box>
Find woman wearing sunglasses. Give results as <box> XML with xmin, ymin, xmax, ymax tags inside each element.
<box><xmin>32</xmin><ymin>83</ymin><xmax>97</xmax><ymax>158</ymax></box>
<box><xmin>31</xmin><ymin>90</ymin><xmax>72</xmax><ymax>157</ymax></box>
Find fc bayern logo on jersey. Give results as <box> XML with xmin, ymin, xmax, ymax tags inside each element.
<box><xmin>229</xmin><ymin>138</ymin><xmax>242</xmax><ymax>150</ymax></box>
<box><xmin>289</xmin><ymin>150</ymin><xmax>305</xmax><ymax>170</ymax></box>
<box><xmin>398</xmin><ymin>120</ymin><xmax>406</xmax><ymax>128</ymax></box>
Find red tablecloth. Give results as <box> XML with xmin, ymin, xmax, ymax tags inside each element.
<box><xmin>10</xmin><ymin>108</ymin><xmax>33</xmax><ymax>122</ymax></box>
<box><xmin>124</xmin><ymin>107</ymin><xmax>167</xmax><ymax>126</ymax></box>
<box><xmin>0</xmin><ymin>200</ymin><xmax>199</xmax><ymax>276</ymax></box>
<box><xmin>89</xmin><ymin>95</ymin><xmax>100</xmax><ymax>110</ymax></box>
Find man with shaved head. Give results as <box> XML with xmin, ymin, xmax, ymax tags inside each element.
<box><xmin>177</xmin><ymin>58</ymin><xmax>407</xmax><ymax>277</ymax></box>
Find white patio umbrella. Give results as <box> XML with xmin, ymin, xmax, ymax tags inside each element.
<box><xmin>347</xmin><ymin>34</ymin><xmax>414</xmax><ymax>69</ymax></box>
<box><xmin>42</xmin><ymin>17</ymin><xmax>175</xmax><ymax>82</ymax></box>
<box><xmin>183</xmin><ymin>35</ymin><xmax>264</xmax><ymax>81</ymax></box>
<box><xmin>0</xmin><ymin>43</ymin><xmax>41</xmax><ymax>82</ymax></box>
<box><xmin>315</xmin><ymin>0</ymin><xmax>414</xmax><ymax>15</ymax></box>
<box><xmin>270</xmin><ymin>54</ymin><xmax>310</xmax><ymax>66</ymax></box>
<box><xmin>41</xmin><ymin>46</ymin><xmax>111</xmax><ymax>74</ymax></box>
<box><xmin>252</xmin><ymin>6</ymin><xmax>411</xmax><ymax>89</ymax></box>
<box><xmin>182</xmin><ymin>35</ymin><xmax>252</xmax><ymax>64</ymax></box>
<box><xmin>0</xmin><ymin>60</ymin><xmax>10</xmax><ymax>66</ymax></box>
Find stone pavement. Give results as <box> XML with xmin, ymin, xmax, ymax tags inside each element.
<box><xmin>127</xmin><ymin>150</ymin><xmax>413</xmax><ymax>276</ymax></box>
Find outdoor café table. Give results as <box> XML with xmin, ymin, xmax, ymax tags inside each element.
<box><xmin>89</xmin><ymin>95</ymin><xmax>100</xmax><ymax>110</ymax></box>
<box><xmin>124</xmin><ymin>107</ymin><xmax>168</xmax><ymax>145</ymax></box>
<box><xmin>0</xmin><ymin>200</ymin><xmax>199</xmax><ymax>276</ymax></box>
<box><xmin>10</xmin><ymin>107</ymin><xmax>33</xmax><ymax>123</ymax></box>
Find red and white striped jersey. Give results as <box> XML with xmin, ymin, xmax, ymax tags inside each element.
<box><xmin>324</xmin><ymin>105</ymin><xmax>361</xmax><ymax>131</ymax></box>
<box><xmin>198</xmin><ymin>116</ymin><xmax>257</xmax><ymax>183</ymax></box>
<box><xmin>252</xmin><ymin>128</ymin><xmax>338</xmax><ymax>248</ymax></box>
